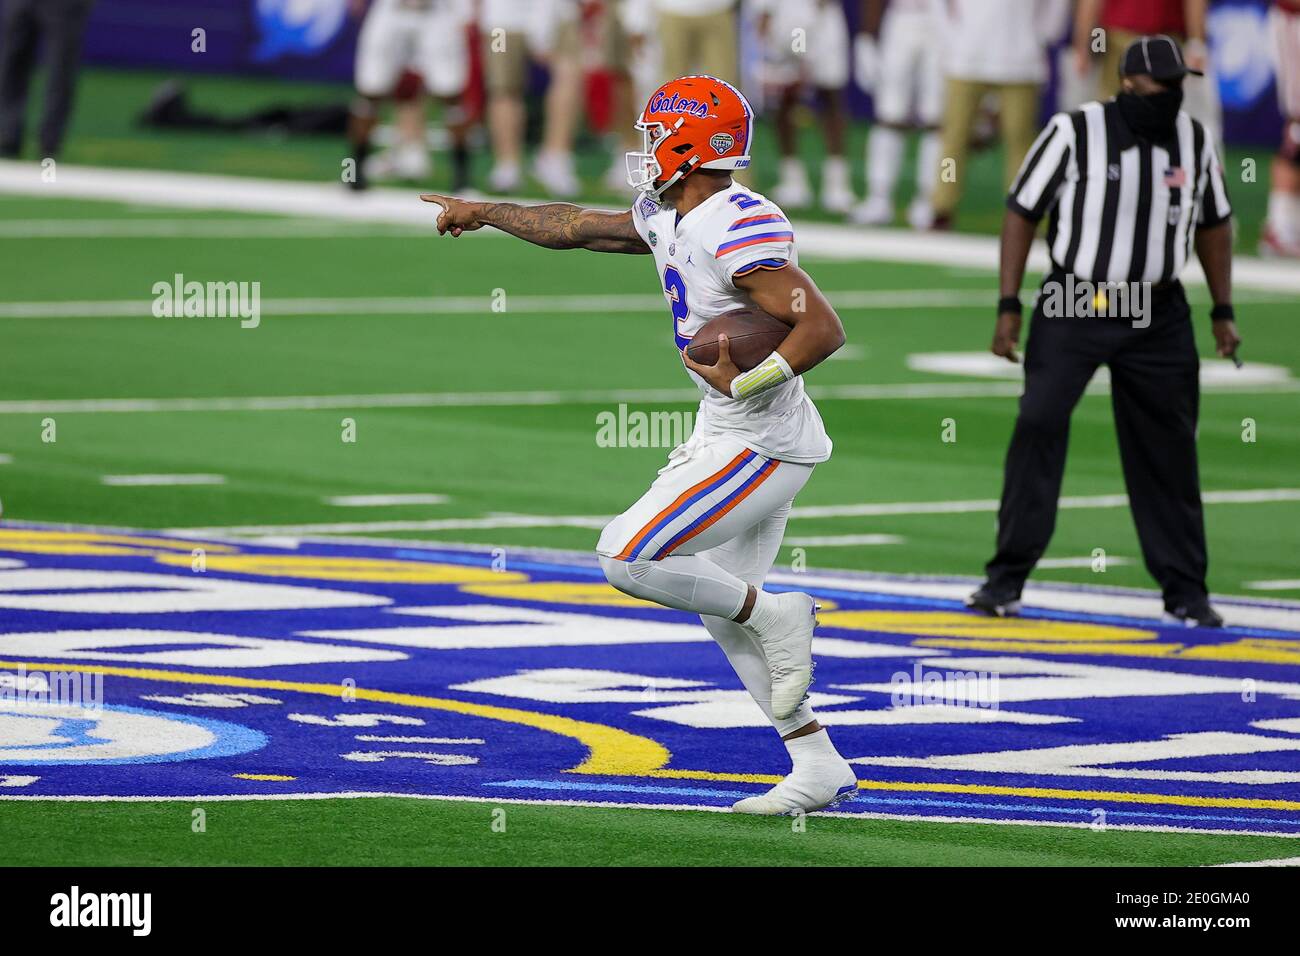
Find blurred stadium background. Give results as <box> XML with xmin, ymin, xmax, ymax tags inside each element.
<box><xmin>0</xmin><ymin>0</ymin><xmax>1293</xmax><ymax>236</ymax></box>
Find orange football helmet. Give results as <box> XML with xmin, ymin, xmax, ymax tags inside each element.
<box><xmin>625</xmin><ymin>75</ymin><xmax>754</xmax><ymax>202</ymax></box>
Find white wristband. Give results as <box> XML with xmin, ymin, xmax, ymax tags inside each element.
<box><xmin>730</xmin><ymin>351</ymin><xmax>794</xmax><ymax>400</ymax></box>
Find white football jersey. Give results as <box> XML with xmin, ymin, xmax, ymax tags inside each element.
<box><xmin>630</xmin><ymin>185</ymin><xmax>832</xmax><ymax>464</ymax></box>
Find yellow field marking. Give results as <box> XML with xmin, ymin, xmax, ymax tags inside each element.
<box><xmin>915</xmin><ymin>636</ymin><xmax>1300</xmax><ymax>665</ymax></box>
<box><xmin>820</xmin><ymin>610</ymin><xmax>1155</xmax><ymax>643</ymax></box>
<box><xmin>459</xmin><ymin>580</ymin><xmax>839</xmax><ymax>611</ymax></box>
<box><xmin>915</xmin><ymin>638</ymin><xmax>1182</xmax><ymax>658</ymax></box>
<box><xmin>152</xmin><ymin>553</ymin><xmax>529</xmax><ymax>584</ymax></box>
<box><xmin>1178</xmin><ymin>638</ymin><xmax>1300</xmax><ymax>666</ymax></box>
<box><xmin>460</xmin><ymin>581</ymin><xmax>661</xmax><ymax>608</ymax></box>
<box><xmin>817</xmin><ymin>611</ymin><xmax>1300</xmax><ymax>665</ymax></box>
<box><xmin>0</xmin><ymin>661</ymin><xmax>668</xmax><ymax>778</ymax></box>
<box><xmin>232</xmin><ymin>773</ymin><xmax>296</xmax><ymax>782</ymax></box>
<box><xmin>0</xmin><ymin>529</ymin><xmax>237</xmax><ymax>557</ymax></box>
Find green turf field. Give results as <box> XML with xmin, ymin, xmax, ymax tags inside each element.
<box><xmin>3</xmin><ymin>797</ymin><xmax>1298</xmax><ymax>867</ymax></box>
<box><xmin>1</xmin><ymin>192</ymin><xmax>1297</xmax><ymax>596</ymax></box>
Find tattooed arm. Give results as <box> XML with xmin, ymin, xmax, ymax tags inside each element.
<box><xmin>420</xmin><ymin>194</ymin><xmax>650</xmax><ymax>255</ymax></box>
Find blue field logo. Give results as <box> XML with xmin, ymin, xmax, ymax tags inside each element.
<box><xmin>0</xmin><ymin>700</ymin><xmax>266</xmax><ymax>765</ymax></box>
<box><xmin>252</xmin><ymin>0</ymin><xmax>350</xmax><ymax>62</ymax></box>
<box><xmin>1208</xmin><ymin>1</ymin><xmax>1278</xmax><ymax>109</ymax></box>
<box><xmin>1</xmin><ymin>524</ymin><xmax>1299</xmax><ymax>835</ymax></box>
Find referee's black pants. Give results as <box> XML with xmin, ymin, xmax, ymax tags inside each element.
<box><xmin>0</xmin><ymin>0</ymin><xmax>95</xmax><ymax>158</ymax></box>
<box><xmin>984</xmin><ymin>277</ymin><xmax>1209</xmax><ymax>609</ymax></box>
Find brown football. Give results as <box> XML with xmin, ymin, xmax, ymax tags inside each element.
<box><xmin>685</xmin><ymin>309</ymin><xmax>790</xmax><ymax>373</ymax></box>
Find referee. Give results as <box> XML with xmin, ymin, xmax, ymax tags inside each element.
<box><xmin>968</xmin><ymin>35</ymin><xmax>1241</xmax><ymax>627</ymax></box>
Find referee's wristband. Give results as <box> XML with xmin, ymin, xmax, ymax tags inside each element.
<box><xmin>730</xmin><ymin>351</ymin><xmax>794</xmax><ymax>400</ymax></box>
<box><xmin>1210</xmin><ymin>303</ymin><xmax>1235</xmax><ymax>322</ymax></box>
<box><xmin>998</xmin><ymin>296</ymin><xmax>1023</xmax><ymax>316</ymax></box>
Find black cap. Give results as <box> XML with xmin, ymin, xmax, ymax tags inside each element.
<box><xmin>1120</xmin><ymin>34</ymin><xmax>1203</xmax><ymax>82</ymax></box>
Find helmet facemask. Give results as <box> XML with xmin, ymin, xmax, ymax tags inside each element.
<box><xmin>626</xmin><ymin>116</ymin><xmax>687</xmax><ymax>202</ymax></box>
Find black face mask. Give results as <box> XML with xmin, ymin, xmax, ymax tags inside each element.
<box><xmin>1117</xmin><ymin>86</ymin><xmax>1184</xmax><ymax>141</ymax></box>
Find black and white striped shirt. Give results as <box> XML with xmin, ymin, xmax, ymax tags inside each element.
<box><xmin>1008</xmin><ymin>99</ymin><xmax>1232</xmax><ymax>284</ymax></box>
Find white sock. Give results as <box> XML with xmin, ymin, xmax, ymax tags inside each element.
<box><xmin>866</xmin><ymin>125</ymin><xmax>904</xmax><ymax>203</ymax></box>
<box><xmin>1269</xmin><ymin>190</ymin><xmax>1300</xmax><ymax>246</ymax></box>
<box><xmin>700</xmin><ymin>613</ymin><xmax>816</xmax><ymax>735</ymax></box>
<box><xmin>779</xmin><ymin>156</ymin><xmax>808</xmax><ymax>186</ymax></box>
<box><xmin>822</xmin><ymin>155</ymin><xmax>850</xmax><ymax>190</ymax></box>
<box><xmin>914</xmin><ymin>130</ymin><xmax>940</xmax><ymax>202</ymax></box>
<box><xmin>784</xmin><ymin>728</ymin><xmax>842</xmax><ymax>772</ymax></box>
<box><xmin>743</xmin><ymin>588</ymin><xmax>782</xmax><ymax>634</ymax></box>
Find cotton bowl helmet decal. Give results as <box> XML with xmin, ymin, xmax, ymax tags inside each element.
<box><xmin>626</xmin><ymin>75</ymin><xmax>754</xmax><ymax>201</ymax></box>
<box><xmin>2</xmin><ymin>524</ymin><xmax>1300</xmax><ymax>835</ymax></box>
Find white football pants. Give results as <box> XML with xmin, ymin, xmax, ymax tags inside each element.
<box><xmin>597</xmin><ymin>437</ymin><xmax>817</xmax><ymax>735</ymax></box>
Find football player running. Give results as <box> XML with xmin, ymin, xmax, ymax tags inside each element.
<box><xmin>422</xmin><ymin>75</ymin><xmax>856</xmax><ymax>815</ymax></box>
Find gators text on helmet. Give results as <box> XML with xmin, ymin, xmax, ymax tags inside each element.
<box><xmin>626</xmin><ymin>75</ymin><xmax>754</xmax><ymax>202</ymax></box>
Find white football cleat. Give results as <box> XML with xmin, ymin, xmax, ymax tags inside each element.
<box><xmin>820</xmin><ymin>179</ymin><xmax>857</xmax><ymax>215</ymax></box>
<box><xmin>395</xmin><ymin>144</ymin><xmax>432</xmax><ymax>181</ymax></box>
<box><xmin>772</xmin><ymin>162</ymin><xmax>814</xmax><ymax>210</ymax></box>
<box><xmin>849</xmin><ymin>195</ymin><xmax>894</xmax><ymax>226</ymax></box>
<box><xmin>532</xmin><ymin>151</ymin><xmax>580</xmax><ymax>198</ymax></box>
<box><xmin>732</xmin><ymin>759</ymin><xmax>858</xmax><ymax>815</ymax></box>
<box><xmin>906</xmin><ymin>197</ymin><xmax>935</xmax><ymax>231</ymax></box>
<box><xmin>1259</xmin><ymin>223</ymin><xmax>1300</xmax><ymax>259</ymax></box>
<box><xmin>820</xmin><ymin>159</ymin><xmax>856</xmax><ymax>214</ymax></box>
<box><xmin>366</xmin><ymin>144</ymin><xmax>431</xmax><ymax>182</ymax></box>
<box><xmin>753</xmin><ymin>591</ymin><xmax>817</xmax><ymax>720</ymax></box>
<box><xmin>487</xmin><ymin>162</ymin><xmax>522</xmax><ymax>193</ymax></box>
<box><xmin>363</xmin><ymin>148</ymin><xmax>397</xmax><ymax>181</ymax></box>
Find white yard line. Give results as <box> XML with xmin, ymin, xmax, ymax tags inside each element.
<box><xmin>1245</xmin><ymin>580</ymin><xmax>1300</xmax><ymax>591</ymax></box>
<box><xmin>782</xmin><ymin>534</ymin><xmax>905</xmax><ymax>547</ymax></box>
<box><xmin>0</xmin><ymin>161</ymin><xmax>449</xmax><ymax>226</ymax></box>
<box><xmin>793</xmin><ymin>219</ymin><xmax>1300</xmax><ymax>294</ymax></box>
<box><xmin>100</xmin><ymin>473</ymin><xmax>226</xmax><ymax>487</ymax></box>
<box><xmin>3</xmin><ymin>161</ymin><xmax>1300</xmax><ymax>291</ymax></box>
<box><xmin>169</xmin><ymin>514</ymin><xmax>611</xmax><ymax>535</ymax></box>
<box><xmin>325</xmin><ymin>493</ymin><xmax>450</xmax><ymax>507</ymax></box>
<box><xmin>760</xmin><ymin>571</ymin><xmax>1300</xmax><ymax>632</ymax></box>
<box><xmin>1214</xmin><ymin>857</ymin><xmax>1300</xmax><ymax>867</ymax></box>
<box><xmin>790</xmin><ymin>488</ymin><xmax>1300</xmax><ymax>519</ymax></box>
<box><xmin>2</xmin><ymin>378</ymin><xmax>1297</xmax><ymax>417</ymax></box>
<box><xmin>1036</xmin><ymin>556</ymin><xmax>1134</xmax><ymax>569</ymax></box>
<box><xmin>165</xmin><ymin>488</ymin><xmax>1300</xmax><ymax>537</ymax></box>
<box><xmin>0</xmin><ymin>387</ymin><xmax>698</xmax><ymax>415</ymax></box>
<box><xmin>0</xmin><ymin>382</ymin><xmax>1018</xmax><ymax>416</ymax></box>
<box><xmin>0</xmin><ymin>218</ymin><xmax>426</xmax><ymax>238</ymax></box>
<box><xmin>0</xmin><ymin>288</ymin><xmax>981</xmax><ymax>320</ymax></box>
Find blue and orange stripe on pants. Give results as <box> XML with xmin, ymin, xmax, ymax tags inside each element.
<box><xmin>614</xmin><ymin>450</ymin><xmax>781</xmax><ymax>561</ymax></box>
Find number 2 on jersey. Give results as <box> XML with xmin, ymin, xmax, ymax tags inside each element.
<box><xmin>664</xmin><ymin>265</ymin><xmax>691</xmax><ymax>350</ymax></box>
